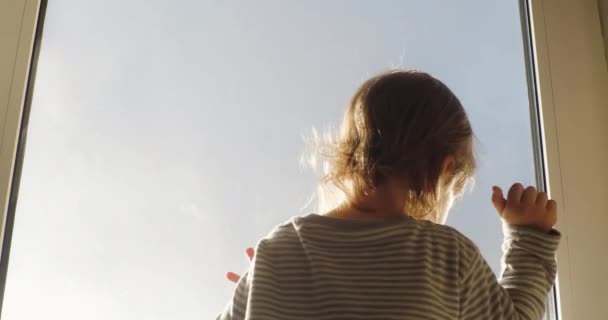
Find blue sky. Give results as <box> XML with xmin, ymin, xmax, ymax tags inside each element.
<box><xmin>3</xmin><ymin>1</ymin><xmax>535</xmax><ymax>319</ymax></box>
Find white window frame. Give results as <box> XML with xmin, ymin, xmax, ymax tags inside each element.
<box><xmin>0</xmin><ymin>0</ymin><xmax>606</xmax><ymax>319</ymax></box>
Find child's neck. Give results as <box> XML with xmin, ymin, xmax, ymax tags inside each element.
<box><xmin>323</xmin><ymin>183</ymin><xmax>408</xmax><ymax>221</ymax></box>
<box><xmin>323</xmin><ymin>205</ymin><xmax>407</xmax><ymax>221</ymax></box>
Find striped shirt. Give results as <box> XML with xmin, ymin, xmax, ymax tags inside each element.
<box><xmin>218</xmin><ymin>213</ymin><xmax>560</xmax><ymax>319</ymax></box>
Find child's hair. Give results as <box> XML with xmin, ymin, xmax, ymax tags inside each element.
<box><xmin>306</xmin><ymin>69</ymin><xmax>476</xmax><ymax>220</ymax></box>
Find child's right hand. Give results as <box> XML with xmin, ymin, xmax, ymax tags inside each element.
<box><xmin>226</xmin><ymin>247</ymin><xmax>255</xmax><ymax>284</ymax></box>
<box><xmin>491</xmin><ymin>183</ymin><xmax>557</xmax><ymax>233</ymax></box>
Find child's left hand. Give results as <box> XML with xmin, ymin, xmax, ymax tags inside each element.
<box><xmin>226</xmin><ymin>247</ymin><xmax>255</xmax><ymax>283</ymax></box>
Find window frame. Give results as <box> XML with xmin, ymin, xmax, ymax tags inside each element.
<box><xmin>0</xmin><ymin>0</ymin><xmax>606</xmax><ymax>319</ymax></box>
<box><xmin>0</xmin><ymin>0</ymin><xmax>44</xmax><ymax>314</ymax></box>
<box><xmin>518</xmin><ymin>1</ymin><xmax>560</xmax><ymax>318</ymax></box>
<box><xmin>525</xmin><ymin>0</ymin><xmax>608</xmax><ymax>319</ymax></box>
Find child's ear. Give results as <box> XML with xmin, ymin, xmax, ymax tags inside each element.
<box><xmin>441</xmin><ymin>155</ymin><xmax>456</xmax><ymax>176</ymax></box>
<box><xmin>422</xmin><ymin>156</ymin><xmax>456</xmax><ymax>193</ymax></box>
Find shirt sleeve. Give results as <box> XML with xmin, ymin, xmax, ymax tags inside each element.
<box><xmin>217</xmin><ymin>271</ymin><xmax>251</xmax><ymax>320</ymax></box>
<box><xmin>459</xmin><ymin>225</ymin><xmax>561</xmax><ymax>319</ymax></box>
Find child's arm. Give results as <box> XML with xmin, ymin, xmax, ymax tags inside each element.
<box><xmin>217</xmin><ymin>271</ymin><xmax>251</xmax><ymax>320</ymax></box>
<box><xmin>218</xmin><ymin>248</ymin><xmax>254</xmax><ymax>320</ymax></box>
<box><xmin>460</xmin><ymin>183</ymin><xmax>560</xmax><ymax>319</ymax></box>
<box><xmin>460</xmin><ymin>224</ymin><xmax>560</xmax><ymax>319</ymax></box>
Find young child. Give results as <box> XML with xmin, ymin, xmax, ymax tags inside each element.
<box><xmin>218</xmin><ymin>69</ymin><xmax>560</xmax><ymax>319</ymax></box>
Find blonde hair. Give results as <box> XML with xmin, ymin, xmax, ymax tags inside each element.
<box><xmin>304</xmin><ymin>69</ymin><xmax>476</xmax><ymax>219</ymax></box>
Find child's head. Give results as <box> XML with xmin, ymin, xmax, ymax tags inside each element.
<box><xmin>314</xmin><ymin>69</ymin><xmax>476</xmax><ymax>223</ymax></box>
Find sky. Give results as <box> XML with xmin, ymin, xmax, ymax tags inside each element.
<box><xmin>2</xmin><ymin>1</ymin><xmax>536</xmax><ymax>319</ymax></box>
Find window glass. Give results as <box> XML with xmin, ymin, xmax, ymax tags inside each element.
<box><xmin>3</xmin><ymin>1</ymin><xmax>540</xmax><ymax>319</ymax></box>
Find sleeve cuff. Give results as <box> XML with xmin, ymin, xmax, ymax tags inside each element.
<box><xmin>502</xmin><ymin>224</ymin><xmax>561</xmax><ymax>259</ymax></box>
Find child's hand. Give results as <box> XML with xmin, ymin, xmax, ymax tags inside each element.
<box><xmin>226</xmin><ymin>247</ymin><xmax>255</xmax><ymax>283</ymax></box>
<box><xmin>491</xmin><ymin>183</ymin><xmax>557</xmax><ymax>233</ymax></box>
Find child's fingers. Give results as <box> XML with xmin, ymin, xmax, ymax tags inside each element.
<box><xmin>521</xmin><ymin>186</ymin><xmax>538</xmax><ymax>205</ymax></box>
<box><xmin>546</xmin><ymin>199</ymin><xmax>557</xmax><ymax>213</ymax></box>
<box><xmin>507</xmin><ymin>183</ymin><xmax>524</xmax><ymax>204</ymax></box>
<box><xmin>226</xmin><ymin>248</ymin><xmax>255</xmax><ymax>284</ymax></box>
<box><xmin>536</xmin><ymin>192</ymin><xmax>548</xmax><ymax>207</ymax></box>
<box><xmin>491</xmin><ymin>186</ymin><xmax>506</xmax><ymax>215</ymax></box>
<box><xmin>246</xmin><ymin>247</ymin><xmax>255</xmax><ymax>261</ymax></box>
<box><xmin>226</xmin><ymin>272</ymin><xmax>241</xmax><ymax>283</ymax></box>
<box><xmin>545</xmin><ymin>200</ymin><xmax>558</xmax><ymax>229</ymax></box>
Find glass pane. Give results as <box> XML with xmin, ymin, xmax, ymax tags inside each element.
<box><xmin>3</xmin><ymin>1</ymin><xmax>547</xmax><ymax>319</ymax></box>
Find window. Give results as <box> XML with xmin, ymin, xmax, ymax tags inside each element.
<box><xmin>0</xmin><ymin>1</ymin><xmax>557</xmax><ymax>319</ymax></box>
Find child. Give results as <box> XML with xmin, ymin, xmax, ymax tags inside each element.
<box><xmin>218</xmin><ymin>69</ymin><xmax>560</xmax><ymax>319</ymax></box>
